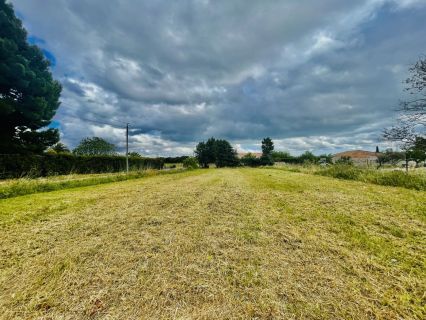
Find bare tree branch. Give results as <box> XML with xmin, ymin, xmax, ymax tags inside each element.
<box><xmin>384</xmin><ymin>56</ymin><xmax>426</xmax><ymax>148</ymax></box>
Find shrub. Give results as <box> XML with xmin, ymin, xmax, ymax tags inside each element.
<box><xmin>298</xmin><ymin>151</ymin><xmax>319</xmax><ymax>164</ymax></box>
<box><xmin>0</xmin><ymin>154</ymin><xmax>164</xmax><ymax>179</ymax></box>
<box><xmin>335</xmin><ymin>156</ymin><xmax>353</xmax><ymax>165</ymax></box>
<box><xmin>241</xmin><ymin>153</ymin><xmax>262</xmax><ymax>167</ymax></box>
<box><xmin>182</xmin><ymin>157</ymin><xmax>198</xmax><ymax>169</ymax></box>
<box><xmin>317</xmin><ymin>164</ymin><xmax>362</xmax><ymax>180</ymax></box>
<box><xmin>378</xmin><ymin>150</ymin><xmax>405</xmax><ymax>166</ymax></box>
<box><xmin>271</xmin><ymin>151</ymin><xmax>292</xmax><ymax>162</ymax></box>
<box><xmin>363</xmin><ymin>170</ymin><xmax>426</xmax><ymax>190</ymax></box>
<box><xmin>160</xmin><ymin>156</ymin><xmax>189</xmax><ymax>163</ymax></box>
<box><xmin>260</xmin><ymin>155</ymin><xmax>274</xmax><ymax>166</ymax></box>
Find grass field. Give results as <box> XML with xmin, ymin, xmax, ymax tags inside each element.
<box><xmin>0</xmin><ymin>168</ymin><xmax>425</xmax><ymax>319</ymax></box>
<box><xmin>0</xmin><ymin>169</ymin><xmax>184</xmax><ymax>200</ymax></box>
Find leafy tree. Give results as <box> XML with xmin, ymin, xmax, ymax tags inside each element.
<box><xmin>128</xmin><ymin>151</ymin><xmax>142</xmax><ymax>157</ymax></box>
<box><xmin>298</xmin><ymin>151</ymin><xmax>318</xmax><ymax>164</ymax></box>
<box><xmin>215</xmin><ymin>139</ymin><xmax>239</xmax><ymax>167</ymax></box>
<box><xmin>182</xmin><ymin>156</ymin><xmax>198</xmax><ymax>169</ymax></box>
<box><xmin>240</xmin><ymin>153</ymin><xmax>261</xmax><ymax>167</ymax></box>
<box><xmin>195</xmin><ymin>141</ymin><xmax>209</xmax><ymax>168</ymax></box>
<box><xmin>0</xmin><ymin>1</ymin><xmax>62</xmax><ymax>154</ymax></box>
<box><xmin>195</xmin><ymin>137</ymin><xmax>216</xmax><ymax>168</ymax></box>
<box><xmin>195</xmin><ymin>137</ymin><xmax>239</xmax><ymax>168</ymax></box>
<box><xmin>73</xmin><ymin>137</ymin><xmax>116</xmax><ymax>156</ymax></box>
<box><xmin>50</xmin><ymin>142</ymin><xmax>70</xmax><ymax>153</ymax></box>
<box><xmin>406</xmin><ymin>136</ymin><xmax>426</xmax><ymax>166</ymax></box>
<box><xmin>377</xmin><ymin>150</ymin><xmax>405</xmax><ymax>166</ymax></box>
<box><xmin>205</xmin><ymin>137</ymin><xmax>218</xmax><ymax>164</ymax></box>
<box><xmin>261</xmin><ymin>137</ymin><xmax>274</xmax><ymax>165</ymax></box>
<box><xmin>271</xmin><ymin>151</ymin><xmax>292</xmax><ymax>162</ymax></box>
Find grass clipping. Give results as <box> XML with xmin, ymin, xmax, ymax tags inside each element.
<box><xmin>0</xmin><ymin>169</ymin><xmax>185</xmax><ymax>199</ymax></box>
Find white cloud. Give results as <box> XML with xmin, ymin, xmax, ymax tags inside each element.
<box><xmin>390</xmin><ymin>0</ymin><xmax>426</xmax><ymax>9</ymax></box>
<box><xmin>10</xmin><ymin>0</ymin><xmax>426</xmax><ymax>155</ymax></box>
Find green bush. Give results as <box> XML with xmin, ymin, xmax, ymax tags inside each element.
<box><xmin>318</xmin><ymin>164</ymin><xmax>362</xmax><ymax>180</ymax></box>
<box><xmin>335</xmin><ymin>156</ymin><xmax>354</xmax><ymax>165</ymax></box>
<box><xmin>241</xmin><ymin>153</ymin><xmax>262</xmax><ymax>167</ymax></box>
<box><xmin>182</xmin><ymin>157</ymin><xmax>198</xmax><ymax>169</ymax></box>
<box><xmin>0</xmin><ymin>154</ymin><xmax>164</xmax><ymax>179</ymax></box>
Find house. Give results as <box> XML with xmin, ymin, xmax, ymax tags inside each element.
<box><xmin>332</xmin><ymin>150</ymin><xmax>381</xmax><ymax>166</ymax></box>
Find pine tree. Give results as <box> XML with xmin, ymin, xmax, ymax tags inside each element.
<box><xmin>0</xmin><ymin>0</ymin><xmax>62</xmax><ymax>153</ymax></box>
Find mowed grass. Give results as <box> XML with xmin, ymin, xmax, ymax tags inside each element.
<box><xmin>0</xmin><ymin>169</ymin><xmax>184</xmax><ymax>200</ymax></box>
<box><xmin>0</xmin><ymin>168</ymin><xmax>425</xmax><ymax>319</ymax></box>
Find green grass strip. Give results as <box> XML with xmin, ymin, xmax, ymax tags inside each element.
<box><xmin>0</xmin><ymin>169</ymin><xmax>188</xmax><ymax>199</ymax></box>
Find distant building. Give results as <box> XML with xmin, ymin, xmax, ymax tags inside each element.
<box><xmin>332</xmin><ymin>150</ymin><xmax>380</xmax><ymax>166</ymax></box>
<box><xmin>237</xmin><ymin>152</ymin><xmax>262</xmax><ymax>159</ymax></box>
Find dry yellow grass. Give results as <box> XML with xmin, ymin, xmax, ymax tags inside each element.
<box><xmin>0</xmin><ymin>168</ymin><xmax>425</xmax><ymax>319</ymax></box>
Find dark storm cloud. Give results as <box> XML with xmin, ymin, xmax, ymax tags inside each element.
<box><xmin>10</xmin><ymin>0</ymin><xmax>426</xmax><ymax>155</ymax></box>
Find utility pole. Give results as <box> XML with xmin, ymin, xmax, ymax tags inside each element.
<box><xmin>126</xmin><ymin>123</ymin><xmax>129</xmax><ymax>173</ymax></box>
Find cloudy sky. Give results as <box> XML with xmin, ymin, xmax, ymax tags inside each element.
<box><xmin>10</xmin><ymin>0</ymin><xmax>426</xmax><ymax>155</ymax></box>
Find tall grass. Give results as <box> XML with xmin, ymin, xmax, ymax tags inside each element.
<box><xmin>266</xmin><ymin>164</ymin><xmax>426</xmax><ymax>191</ymax></box>
<box><xmin>316</xmin><ymin>165</ymin><xmax>426</xmax><ymax>191</ymax></box>
<box><xmin>0</xmin><ymin>169</ymin><xmax>186</xmax><ymax>199</ymax></box>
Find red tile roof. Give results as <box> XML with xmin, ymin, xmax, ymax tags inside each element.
<box><xmin>333</xmin><ymin>150</ymin><xmax>380</xmax><ymax>159</ymax></box>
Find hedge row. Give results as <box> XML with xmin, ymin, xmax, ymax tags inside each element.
<box><xmin>0</xmin><ymin>154</ymin><xmax>164</xmax><ymax>179</ymax></box>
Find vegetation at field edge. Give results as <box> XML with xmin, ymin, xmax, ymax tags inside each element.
<box><xmin>0</xmin><ymin>169</ymin><xmax>185</xmax><ymax>200</ymax></box>
<box><xmin>269</xmin><ymin>164</ymin><xmax>426</xmax><ymax>191</ymax></box>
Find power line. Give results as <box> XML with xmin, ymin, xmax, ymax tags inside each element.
<box><xmin>55</xmin><ymin>113</ymin><xmax>152</xmax><ymax>135</ymax></box>
<box><xmin>81</xmin><ymin>111</ymin><xmax>128</xmax><ymax>125</ymax></box>
<box><xmin>55</xmin><ymin>114</ymin><xmax>137</xmax><ymax>164</ymax></box>
<box><xmin>57</xmin><ymin>112</ymin><xmax>127</xmax><ymax>127</ymax></box>
<box><xmin>78</xmin><ymin>117</ymin><xmax>123</xmax><ymax>127</ymax></box>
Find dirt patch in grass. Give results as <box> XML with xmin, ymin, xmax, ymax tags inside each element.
<box><xmin>0</xmin><ymin>168</ymin><xmax>424</xmax><ymax>319</ymax></box>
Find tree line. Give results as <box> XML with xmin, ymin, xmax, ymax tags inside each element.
<box><xmin>193</xmin><ymin>137</ymin><xmax>336</xmax><ymax>168</ymax></box>
<box><xmin>47</xmin><ymin>137</ymin><xmax>118</xmax><ymax>156</ymax></box>
<box><xmin>194</xmin><ymin>137</ymin><xmax>276</xmax><ymax>168</ymax></box>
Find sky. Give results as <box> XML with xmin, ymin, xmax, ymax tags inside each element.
<box><xmin>10</xmin><ymin>0</ymin><xmax>426</xmax><ymax>156</ymax></box>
